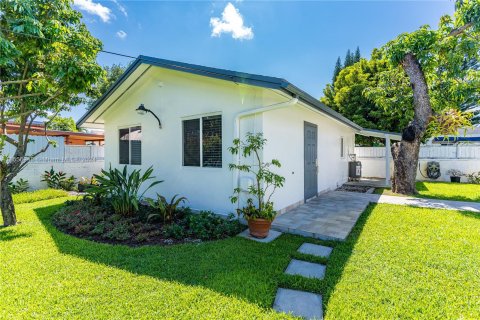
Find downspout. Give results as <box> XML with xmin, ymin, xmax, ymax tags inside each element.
<box><xmin>232</xmin><ymin>96</ymin><xmax>298</xmax><ymax>192</ymax></box>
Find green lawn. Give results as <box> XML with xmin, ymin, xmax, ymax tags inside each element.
<box><xmin>374</xmin><ymin>181</ymin><xmax>480</xmax><ymax>202</ymax></box>
<box><xmin>1</xmin><ymin>197</ymin><xmax>479</xmax><ymax>319</ymax></box>
<box><xmin>324</xmin><ymin>203</ymin><xmax>480</xmax><ymax>319</ymax></box>
<box><xmin>0</xmin><ymin>197</ymin><xmax>333</xmax><ymax>319</ymax></box>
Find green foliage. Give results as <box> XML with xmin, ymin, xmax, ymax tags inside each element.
<box><xmin>185</xmin><ymin>211</ymin><xmax>244</xmax><ymax>241</ymax></box>
<box><xmin>228</xmin><ymin>133</ymin><xmax>285</xmax><ymax>221</ymax></box>
<box><xmin>381</xmin><ymin>0</ymin><xmax>480</xmax><ymax>134</ymax></box>
<box><xmin>0</xmin><ymin>0</ymin><xmax>103</xmax><ymax>224</ymax></box>
<box><xmin>8</xmin><ymin>178</ymin><xmax>29</xmax><ymax>194</ymax></box>
<box><xmin>12</xmin><ymin>189</ymin><xmax>68</xmax><ymax>204</ymax></box>
<box><xmin>41</xmin><ymin>167</ymin><xmax>75</xmax><ymax>191</ymax></box>
<box><xmin>86</xmin><ymin>63</ymin><xmax>127</xmax><ymax>109</ymax></box>
<box><xmin>88</xmin><ymin>166</ymin><xmax>162</xmax><ymax>216</ymax></box>
<box><xmin>47</xmin><ymin>116</ymin><xmax>78</xmax><ymax>132</ymax></box>
<box><xmin>322</xmin><ymin>56</ymin><xmax>413</xmax><ymax>144</ymax></box>
<box><xmin>146</xmin><ymin>194</ymin><xmax>187</xmax><ymax>223</ymax></box>
<box><xmin>332</xmin><ymin>57</ymin><xmax>342</xmax><ymax>83</ymax></box>
<box><xmin>41</xmin><ymin>167</ymin><xmax>67</xmax><ymax>189</ymax></box>
<box><xmin>466</xmin><ymin>171</ymin><xmax>480</xmax><ymax>184</ymax></box>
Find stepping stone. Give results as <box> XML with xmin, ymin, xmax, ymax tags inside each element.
<box><xmin>273</xmin><ymin>288</ymin><xmax>323</xmax><ymax>319</ymax></box>
<box><xmin>238</xmin><ymin>229</ymin><xmax>282</xmax><ymax>243</ymax></box>
<box><xmin>285</xmin><ymin>259</ymin><xmax>326</xmax><ymax>279</ymax></box>
<box><xmin>298</xmin><ymin>243</ymin><xmax>333</xmax><ymax>258</ymax></box>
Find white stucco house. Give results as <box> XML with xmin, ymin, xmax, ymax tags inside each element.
<box><xmin>77</xmin><ymin>56</ymin><xmax>365</xmax><ymax>215</ymax></box>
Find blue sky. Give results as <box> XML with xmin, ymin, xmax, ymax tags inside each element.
<box><xmin>69</xmin><ymin>0</ymin><xmax>455</xmax><ymax>121</ymax></box>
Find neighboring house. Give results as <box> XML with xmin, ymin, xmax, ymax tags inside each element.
<box><xmin>6</xmin><ymin>122</ymin><xmax>104</xmax><ymax>145</ymax></box>
<box><xmin>77</xmin><ymin>56</ymin><xmax>362</xmax><ymax>215</ymax></box>
<box><xmin>431</xmin><ymin>125</ymin><xmax>480</xmax><ymax>144</ymax></box>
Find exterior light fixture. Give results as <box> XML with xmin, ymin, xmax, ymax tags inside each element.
<box><xmin>135</xmin><ymin>104</ymin><xmax>162</xmax><ymax>128</ymax></box>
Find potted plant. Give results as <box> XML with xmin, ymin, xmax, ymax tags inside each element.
<box><xmin>446</xmin><ymin>169</ymin><xmax>463</xmax><ymax>183</ymax></box>
<box><xmin>229</xmin><ymin>133</ymin><xmax>285</xmax><ymax>238</ymax></box>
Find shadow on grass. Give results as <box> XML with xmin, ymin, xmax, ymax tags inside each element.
<box><xmin>320</xmin><ymin>204</ymin><xmax>374</xmax><ymax>308</ymax></box>
<box><xmin>33</xmin><ymin>202</ymin><xmax>325</xmax><ymax>309</ymax></box>
<box><xmin>0</xmin><ymin>227</ymin><xmax>32</xmax><ymax>242</ymax></box>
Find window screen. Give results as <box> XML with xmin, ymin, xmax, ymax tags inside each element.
<box><xmin>130</xmin><ymin>126</ymin><xmax>142</xmax><ymax>165</ymax></box>
<box><xmin>202</xmin><ymin>115</ymin><xmax>222</xmax><ymax>168</ymax></box>
<box><xmin>183</xmin><ymin>119</ymin><xmax>201</xmax><ymax>166</ymax></box>
<box><xmin>182</xmin><ymin>115</ymin><xmax>222</xmax><ymax>168</ymax></box>
<box><xmin>340</xmin><ymin>137</ymin><xmax>344</xmax><ymax>158</ymax></box>
<box><xmin>119</xmin><ymin>126</ymin><xmax>142</xmax><ymax>165</ymax></box>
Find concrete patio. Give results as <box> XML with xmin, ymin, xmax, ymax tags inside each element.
<box><xmin>272</xmin><ymin>190</ymin><xmax>480</xmax><ymax>241</ymax></box>
<box><xmin>272</xmin><ymin>191</ymin><xmax>372</xmax><ymax>241</ymax></box>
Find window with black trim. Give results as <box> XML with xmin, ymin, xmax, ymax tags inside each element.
<box><xmin>119</xmin><ymin>126</ymin><xmax>142</xmax><ymax>165</ymax></box>
<box><xmin>183</xmin><ymin>115</ymin><xmax>222</xmax><ymax>168</ymax></box>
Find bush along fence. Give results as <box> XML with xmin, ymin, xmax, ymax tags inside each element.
<box><xmin>355</xmin><ymin>145</ymin><xmax>480</xmax><ymax>183</ymax></box>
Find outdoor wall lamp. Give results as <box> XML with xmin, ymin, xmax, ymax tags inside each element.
<box><xmin>136</xmin><ymin>104</ymin><xmax>162</xmax><ymax>129</ymax></box>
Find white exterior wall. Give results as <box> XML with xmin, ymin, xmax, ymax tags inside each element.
<box><xmin>262</xmin><ymin>105</ymin><xmax>356</xmax><ymax>211</ymax></box>
<box><xmin>103</xmin><ymin>67</ymin><xmax>281</xmax><ymax>215</ymax></box>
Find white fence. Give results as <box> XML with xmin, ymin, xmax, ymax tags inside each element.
<box><xmin>355</xmin><ymin>145</ymin><xmax>480</xmax><ymax>159</ymax></box>
<box><xmin>355</xmin><ymin>145</ymin><xmax>480</xmax><ymax>182</ymax></box>
<box><xmin>2</xmin><ymin>135</ymin><xmax>104</xmax><ymax>189</ymax></box>
<box><xmin>3</xmin><ymin>135</ymin><xmax>104</xmax><ymax>162</ymax></box>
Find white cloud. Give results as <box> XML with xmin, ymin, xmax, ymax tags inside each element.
<box><xmin>74</xmin><ymin>0</ymin><xmax>112</xmax><ymax>22</ymax></box>
<box><xmin>116</xmin><ymin>30</ymin><xmax>127</xmax><ymax>39</ymax></box>
<box><xmin>112</xmin><ymin>0</ymin><xmax>127</xmax><ymax>17</ymax></box>
<box><xmin>210</xmin><ymin>3</ymin><xmax>253</xmax><ymax>40</ymax></box>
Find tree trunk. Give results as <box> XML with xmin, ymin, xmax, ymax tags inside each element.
<box><xmin>391</xmin><ymin>53</ymin><xmax>432</xmax><ymax>195</ymax></box>
<box><xmin>1</xmin><ymin>179</ymin><xmax>16</xmax><ymax>226</ymax></box>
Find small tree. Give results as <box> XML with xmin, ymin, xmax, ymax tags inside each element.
<box><xmin>228</xmin><ymin>133</ymin><xmax>285</xmax><ymax>221</ymax></box>
<box><xmin>0</xmin><ymin>0</ymin><xmax>103</xmax><ymax>226</ymax></box>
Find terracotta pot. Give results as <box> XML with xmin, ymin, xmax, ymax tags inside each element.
<box><xmin>248</xmin><ymin>218</ymin><xmax>272</xmax><ymax>239</ymax></box>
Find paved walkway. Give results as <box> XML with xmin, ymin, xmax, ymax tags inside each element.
<box><xmin>272</xmin><ymin>191</ymin><xmax>480</xmax><ymax>241</ymax></box>
<box><xmin>273</xmin><ymin>242</ymin><xmax>332</xmax><ymax>319</ymax></box>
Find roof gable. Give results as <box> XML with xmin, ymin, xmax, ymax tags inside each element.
<box><xmin>77</xmin><ymin>55</ymin><xmax>362</xmax><ymax>130</ymax></box>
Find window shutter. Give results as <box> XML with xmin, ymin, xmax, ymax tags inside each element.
<box><xmin>119</xmin><ymin>128</ymin><xmax>129</xmax><ymax>164</ymax></box>
<box><xmin>183</xmin><ymin>119</ymin><xmax>200</xmax><ymax>166</ymax></box>
<box><xmin>130</xmin><ymin>126</ymin><xmax>142</xmax><ymax>165</ymax></box>
<box><xmin>202</xmin><ymin>115</ymin><xmax>222</xmax><ymax>168</ymax></box>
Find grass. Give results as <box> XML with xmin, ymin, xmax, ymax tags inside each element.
<box><xmin>0</xmin><ymin>197</ymin><xmax>335</xmax><ymax>319</ymax></box>
<box><xmin>323</xmin><ymin>203</ymin><xmax>480</xmax><ymax>319</ymax></box>
<box><xmin>1</xmin><ymin>197</ymin><xmax>479</xmax><ymax>318</ymax></box>
<box><xmin>12</xmin><ymin>189</ymin><xmax>69</xmax><ymax>204</ymax></box>
<box><xmin>374</xmin><ymin>181</ymin><xmax>480</xmax><ymax>202</ymax></box>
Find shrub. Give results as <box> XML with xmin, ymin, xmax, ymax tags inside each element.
<box><xmin>163</xmin><ymin>223</ymin><xmax>186</xmax><ymax>239</ymax></box>
<box><xmin>146</xmin><ymin>194</ymin><xmax>187</xmax><ymax>223</ymax></box>
<box><xmin>466</xmin><ymin>171</ymin><xmax>480</xmax><ymax>184</ymax></box>
<box><xmin>87</xmin><ymin>166</ymin><xmax>163</xmax><ymax>216</ymax></box>
<box><xmin>186</xmin><ymin>211</ymin><xmax>244</xmax><ymax>241</ymax></box>
<box><xmin>8</xmin><ymin>178</ymin><xmax>30</xmax><ymax>194</ymax></box>
<box><xmin>446</xmin><ymin>169</ymin><xmax>464</xmax><ymax>177</ymax></box>
<box><xmin>41</xmin><ymin>167</ymin><xmax>67</xmax><ymax>189</ymax></box>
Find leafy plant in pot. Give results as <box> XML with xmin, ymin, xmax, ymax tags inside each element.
<box><xmin>229</xmin><ymin>133</ymin><xmax>285</xmax><ymax>238</ymax></box>
<box><xmin>446</xmin><ymin>169</ymin><xmax>463</xmax><ymax>183</ymax></box>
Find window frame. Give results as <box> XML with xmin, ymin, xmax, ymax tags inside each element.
<box><xmin>182</xmin><ymin>112</ymin><xmax>222</xmax><ymax>169</ymax></box>
<box><xmin>118</xmin><ymin>124</ymin><xmax>142</xmax><ymax>166</ymax></box>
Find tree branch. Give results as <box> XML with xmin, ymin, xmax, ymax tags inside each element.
<box><xmin>449</xmin><ymin>22</ymin><xmax>473</xmax><ymax>37</ymax></box>
<box><xmin>0</xmin><ymin>78</ymin><xmax>36</xmax><ymax>85</ymax></box>
<box><xmin>0</xmin><ymin>92</ymin><xmax>43</xmax><ymax>101</ymax></box>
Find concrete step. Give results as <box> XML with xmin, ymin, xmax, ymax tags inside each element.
<box><xmin>273</xmin><ymin>288</ymin><xmax>323</xmax><ymax>319</ymax></box>
<box><xmin>285</xmin><ymin>259</ymin><xmax>326</xmax><ymax>280</ymax></box>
